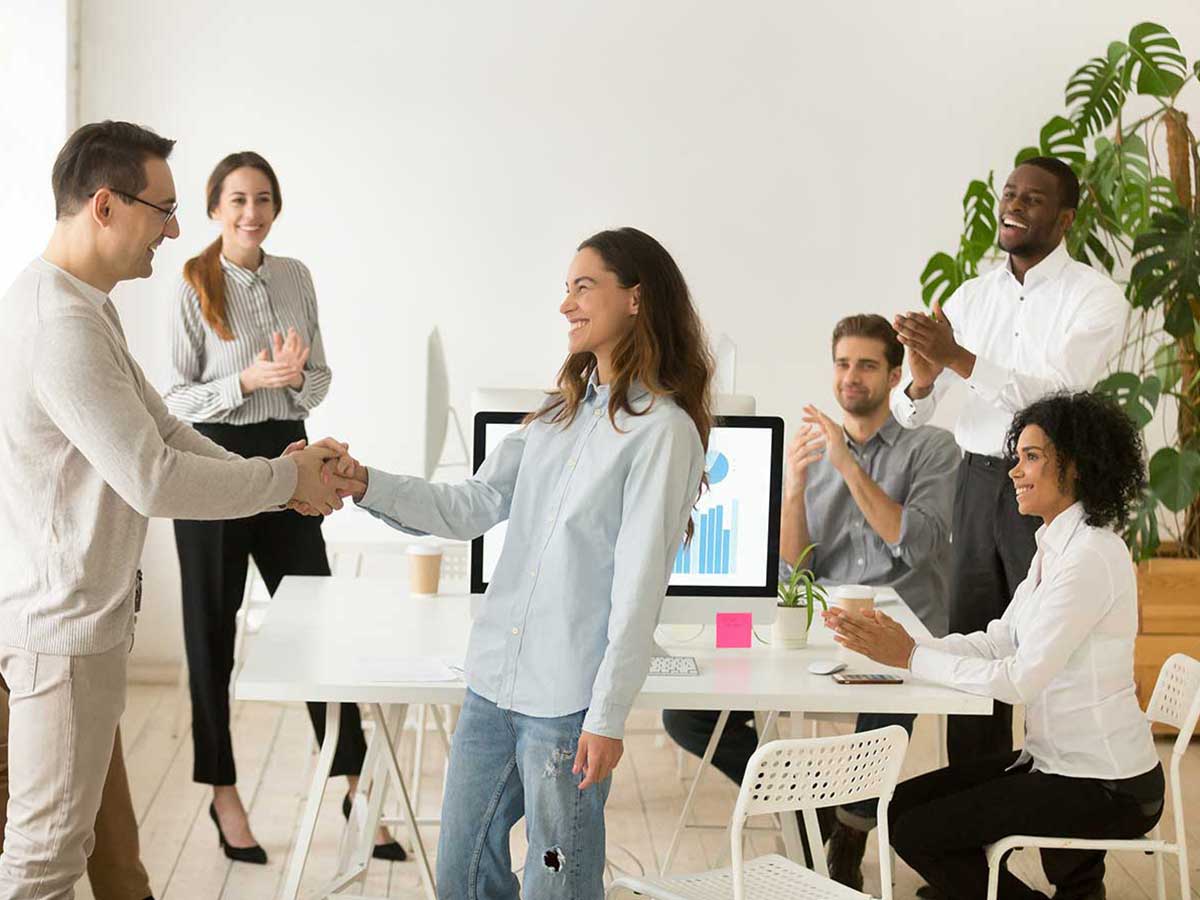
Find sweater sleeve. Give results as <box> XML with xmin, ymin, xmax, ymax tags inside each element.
<box><xmin>34</xmin><ymin>313</ymin><xmax>296</xmax><ymax>519</ymax></box>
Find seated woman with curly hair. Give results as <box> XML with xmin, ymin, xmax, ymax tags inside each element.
<box><xmin>824</xmin><ymin>390</ymin><xmax>1164</xmax><ymax>900</ymax></box>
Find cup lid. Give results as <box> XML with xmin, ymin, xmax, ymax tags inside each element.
<box><xmin>406</xmin><ymin>543</ymin><xmax>443</xmax><ymax>556</ymax></box>
<box><xmin>833</xmin><ymin>584</ymin><xmax>874</xmax><ymax>600</ymax></box>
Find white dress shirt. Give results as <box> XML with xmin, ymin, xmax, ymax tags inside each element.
<box><xmin>890</xmin><ymin>241</ymin><xmax>1128</xmax><ymax>456</ymax></box>
<box><xmin>910</xmin><ymin>502</ymin><xmax>1158</xmax><ymax>779</ymax></box>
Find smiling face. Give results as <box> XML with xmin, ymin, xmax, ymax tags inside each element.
<box><xmin>833</xmin><ymin>336</ymin><xmax>901</xmax><ymax>416</ymax></box>
<box><xmin>997</xmin><ymin>164</ymin><xmax>1074</xmax><ymax>259</ymax></box>
<box><xmin>1009</xmin><ymin>424</ymin><xmax>1077</xmax><ymax>522</ymax></box>
<box><xmin>212</xmin><ymin>166</ymin><xmax>276</xmax><ymax>260</ymax></box>
<box><xmin>560</xmin><ymin>247</ymin><xmax>640</xmax><ymax>362</ymax></box>
<box><xmin>94</xmin><ymin>155</ymin><xmax>180</xmax><ymax>284</ymax></box>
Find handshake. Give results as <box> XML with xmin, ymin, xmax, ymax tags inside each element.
<box><xmin>280</xmin><ymin>437</ymin><xmax>369</xmax><ymax>517</ymax></box>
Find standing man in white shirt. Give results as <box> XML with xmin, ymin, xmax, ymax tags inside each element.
<box><xmin>889</xmin><ymin>157</ymin><xmax>1128</xmax><ymax>765</ymax></box>
<box><xmin>0</xmin><ymin>121</ymin><xmax>353</xmax><ymax>899</ymax></box>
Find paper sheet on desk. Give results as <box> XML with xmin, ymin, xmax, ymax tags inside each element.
<box><xmin>360</xmin><ymin>658</ymin><xmax>464</xmax><ymax>683</ymax></box>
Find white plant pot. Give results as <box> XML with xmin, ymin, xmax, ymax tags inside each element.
<box><xmin>772</xmin><ymin>604</ymin><xmax>810</xmax><ymax>649</ymax></box>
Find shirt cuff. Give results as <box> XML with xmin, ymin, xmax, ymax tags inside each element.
<box><xmin>286</xmin><ymin>372</ymin><xmax>312</xmax><ymax>407</ymax></box>
<box><xmin>909</xmin><ymin>645</ymin><xmax>957</xmax><ymax>686</ymax></box>
<box><xmin>582</xmin><ymin>700</ymin><xmax>632</xmax><ymax>739</ymax></box>
<box><xmin>358</xmin><ymin>466</ymin><xmax>396</xmax><ymax>512</ymax></box>
<box><xmin>965</xmin><ymin>353</ymin><xmax>1007</xmax><ymax>404</ymax></box>
<box><xmin>218</xmin><ymin>372</ymin><xmax>244</xmax><ymax>411</ymax></box>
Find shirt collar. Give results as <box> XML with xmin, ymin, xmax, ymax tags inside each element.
<box><xmin>220</xmin><ymin>253</ymin><xmax>271</xmax><ymax>287</ymax></box>
<box><xmin>1035</xmin><ymin>500</ymin><xmax>1087</xmax><ymax>556</ymax></box>
<box><xmin>1006</xmin><ymin>240</ymin><xmax>1071</xmax><ymax>290</ymax></box>
<box><xmin>583</xmin><ymin>370</ymin><xmax>652</xmax><ymax>407</ymax></box>
<box><xmin>847</xmin><ymin>414</ymin><xmax>901</xmax><ymax>450</ymax></box>
<box><xmin>36</xmin><ymin>257</ymin><xmax>109</xmax><ymax>306</ymax></box>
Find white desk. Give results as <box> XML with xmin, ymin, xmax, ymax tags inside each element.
<box><xmin>235</xmin><ymin>577</ymin><xmax>991</xmax><ymax>899</ymax></box>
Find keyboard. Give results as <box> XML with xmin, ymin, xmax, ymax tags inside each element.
<box><xmin>648</xmin><ymin>655</ymin><xmax>699</xmax><ymax>676</ymax></box>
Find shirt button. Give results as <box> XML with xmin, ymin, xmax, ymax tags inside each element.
<box><xmin>512</xmin><ymin>627</ymin><xmax>520</xmax><ymax>635</ymax></box>
<box><xmin>857</xmin><ymin>558</ymin><xmax>864</xmax><ymax>565</ymax></box>
<box><xmin>595</xmin><ymin>409</ymin><xmax>604</xmax><ymax>417</ymax></box>
<box><xmin>530</xmin><ymin>569</ymin><xmax>538</xmax><ymax>577</ymax></box>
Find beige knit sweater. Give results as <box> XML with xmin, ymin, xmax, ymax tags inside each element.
<box><xmin>0</xmin><ymin>259</ymin><xmax>298</xmax><ymax>655</ymax></box>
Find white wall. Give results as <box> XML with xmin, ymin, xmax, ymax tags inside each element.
<box><xmin>0</xmin><ymin>1</ymin><xmax>72</xmax><ymax>287</ymax></box>
<box><xmin>74</xmin><ymin>0</ymin><xmax>1200</xmax><ymax>675</ymax></box>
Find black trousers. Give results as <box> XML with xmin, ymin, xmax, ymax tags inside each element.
<box><xmin>174</xmin><ymin>419</ymin><xmax>368</xmax><ymax>786</ymax></box>
<box><xmin>947</xmin><ymin>453</ymin><xmax>1040</xmax><ymax>763</ymax></box>
<box><xmin>890</xmin><ymin>752</ymin><xmax>1164</xmax><ymax>900</ymax></box>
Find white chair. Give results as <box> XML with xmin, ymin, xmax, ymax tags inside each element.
<box><xmin>608</xmin><ymin>725</ymin><xmax>909</xmax><ymax>900</ymax></box>
<box><xmin>985</xmin><ymin>652</ymin><xmax>1200</xmax><ymax>900</ymax></box>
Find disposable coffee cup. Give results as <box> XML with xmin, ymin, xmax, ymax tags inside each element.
<box><xmin>832</xmin><ymin>584</ymin><xmax>876</xmax><ymax>617</ymax></box>
<box><xmin>407</xmin><ymin>544</ymin><xmax>443</xmax><ymax>595</ymax></box>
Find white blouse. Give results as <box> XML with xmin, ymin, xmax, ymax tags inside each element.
<box><xmin>911</xmin><ymin>501</ymin><xmax>1158</xmax><ymax>780</ymax></box>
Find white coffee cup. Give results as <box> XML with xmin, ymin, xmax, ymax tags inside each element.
<box><xmin>407</xmin><ymin>544</ymin><xmax>443</xmax><ymax>595</ymax></box>
<box><xmin>832</xmin><ymin>584</ymin><xmax>876</xmax><ymax>617</ymax></box>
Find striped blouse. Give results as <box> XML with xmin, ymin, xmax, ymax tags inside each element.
<box><xmin>165</xmin><ymin>254</ymin><xmax>332</xmax><ymax>425</ymax></box>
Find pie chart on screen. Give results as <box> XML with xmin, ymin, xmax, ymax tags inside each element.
<box><xmin>706</xmin><ymin>451</ymin><xmax>729</xmax><ymax>485</ymax></box>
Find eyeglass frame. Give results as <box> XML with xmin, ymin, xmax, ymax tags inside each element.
<box><xmin>89</xmin><ymin>188</ymin><xmax>178</xmax><ymax>229</ymax></box>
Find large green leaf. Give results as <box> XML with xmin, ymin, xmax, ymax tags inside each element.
<box><xmin>1150</xmin><ymin>446</ymin><xmax>1200</xmax><ymax>512</ymax></box>
<box><xmin>1150</xmin><ymin>176</ymin><xmax>1181</xmax><ymax>215</ymax></box>
<box><xmin>959</xmin><ymin>176</ymin><xmax>997</xmax><ymax>267</ymax></box>
<box><xmin>1014</xmin><ymin>146</ymin><xmax>1041</xmax><ymax>167</ymax></box>
<box><xmin>1038</xmin><ymin>115</ymin><xmax>1086</xmax><ymax>166</ymax></box>
<box><xmin>920</xmin><ymin>252</ymin><xmax>962</xmax><ymax>309</ymax></box>
<box><xmin>1066</xmin><ymin>42</ymin><xmax>1130</xmax><ymax>136</ymax></box>
<box><xmin>1123</xmin><ymin>487</ymin><xmax>1161</xmax><ymax>560</ymax></box>
<box><xmin>1067</xmin><ymin>193</ymin><xmax>1117</xmax><ymax>273</ymax></box>
<box><xmin>1124</xmin><ymin>22</ymin><xmax>1187</xmax><ymax>96</ymax></box>
<box><xmin>1096</xmin><ymin>371</ymin><xmax>1161</xmax><ymax>428</ymax></box>
<box><xmin>1154</xmin><ymin>341</ymin><xmax>1182</xmax><ymax>392</ymax></box>
<box><xmin>1129</xmin><ymin>206</ymin><xmax>1200</xmax><ymax>326</ymax></box>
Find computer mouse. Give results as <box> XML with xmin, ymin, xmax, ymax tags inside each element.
<box><xmin>807</xmin><ymin>659</ymin><xmax>847</xmax><ymax>676</ymax></box>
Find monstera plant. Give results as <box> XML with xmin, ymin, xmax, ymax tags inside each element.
<box><xmin>921</xmin><ymin>22</ymin><xmax>1200</xmax><ymax>559</ymax></box>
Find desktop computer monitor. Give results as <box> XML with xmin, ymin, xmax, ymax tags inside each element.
<box><xmin>469</xmin><ymin>411</ymin><xmax>784</xmax><ymax>624</ymax></box>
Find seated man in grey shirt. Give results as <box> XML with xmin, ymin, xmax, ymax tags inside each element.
<box><xmin>663</xmin><ymin>314</ymin><xmax>959</xmax><ymax>889</ymax></box>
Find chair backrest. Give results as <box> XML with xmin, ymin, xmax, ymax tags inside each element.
<box><xmin>730</xmin><ymin>726</ymin><xmax>908</xmax><ymax>900</ymax></box>
<box><xmin>1146</xmin><ymin>653</ymin><xmax>1200</xmax><ymax>754</ymax></box>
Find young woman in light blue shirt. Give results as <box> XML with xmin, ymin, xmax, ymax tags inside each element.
<box><xmin>336</xmin><ymin>227</ymin><xmax>711</xmax><ymax>898</ymax></box>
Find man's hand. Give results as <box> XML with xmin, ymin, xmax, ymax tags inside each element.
<box><xmin>271</xmin><ymin>328</ymin><xmax>310</xmax><ymax>390</ymax></box>
<box><xmin>802</xmin><ymin>405</ymin><xmax>852</xmax><ymax>475</ymax></box>
<box><xmin>784</xmin><ymin>424</ymin><xmax>826</xmax><ymax>499</ymax></box>
<box><xmin>822</xmin><ymin>607</ymin><xmax>916</xmax><ymax>669</ymax></box>
<box><xmin>288</xmin><ymin>442</ymin><xmax>360</xmax><ymax>516</ymax></box>
<box><xmin>320</xmin><ymin>447</ymin><xmax>369</xmax><ymax>501</ymax></box>
<box><xmin>905</xmin><ymin>347</ymin><xmax>943</xmax><ymax>399</ymax></box>
<box><xmin>573</xmin><ymin>731</ymin><xmax>624</xmax><ymax>790</ymax></box>
<box><xmin>893</xmin><ymin>300</ymin><xmax>973</xmax><ymax>378</ymax></box>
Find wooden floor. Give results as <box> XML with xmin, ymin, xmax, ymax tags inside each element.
<box><xmin>91</xmin><ymin>683</ymin><xmax>1200</xmax><ymax>900</ymax></box>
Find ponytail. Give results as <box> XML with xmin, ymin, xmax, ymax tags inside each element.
<box><xmin>182</xmin><ymin>237</ymin><xmax>233</xmax><ymax>340</ymax></box>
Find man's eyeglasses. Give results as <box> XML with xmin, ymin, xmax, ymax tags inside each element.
<box><xmin>92</xmin><ymin>189</ymin><xmax>178</xmax><ymax>227</ymax></box>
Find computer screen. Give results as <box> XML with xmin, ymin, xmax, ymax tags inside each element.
<box><xmin>470</xmin><ymin>412</ymin><xmax>783</xmax><ymax>597</ymax></box>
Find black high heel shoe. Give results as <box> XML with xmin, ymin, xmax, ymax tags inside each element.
<box><xmin>342</xmin><ymin>794</ymin><xmax>408</xmax><ymax>862</ymax></box>
<box><xmin>209</xmin><ymin>803</ymin><xmax>268</xmax><ymax>865</ymax></box>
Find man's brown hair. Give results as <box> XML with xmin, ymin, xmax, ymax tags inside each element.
<box><xmin>51</xmin><ymin>120</ymin><xmax>176</xmax><ymax>219</ymax></box>
<box><xmin>831</xmin><ymin>313</ymin><xmax>904</xmax><ymax>369</ymax></box>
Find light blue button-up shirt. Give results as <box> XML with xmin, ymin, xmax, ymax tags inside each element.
<box><xmin>357</xmin><ymin>377</ymin><xmax>704</xmax><ymax>739</ymax></box>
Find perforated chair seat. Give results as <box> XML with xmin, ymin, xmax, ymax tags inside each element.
<box><xmin>610</xmin><ymin>853</ymin><xmax>872</xmax><ymax>900</ymax></box>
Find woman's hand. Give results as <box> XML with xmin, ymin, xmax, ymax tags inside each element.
<box><xmin>574</xmin><ymin>732</ymin><xmax>624</xmax><ymax>790</ymax></box>
<box><xmin>239</xmin><ymin>329</ymin><xmax>310</xmax><ymax>394</ymax></box>
<box><xmin>271</xmin><ymin>328</ymin><xmax>310</xmax><ymax>389</ymax></box>
<box><xmin>822</xmin><ymin>607</ymin><xmax>916</xmax><ymax>669</ymax></box>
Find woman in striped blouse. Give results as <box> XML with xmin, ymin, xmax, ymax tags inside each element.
<box><xmin>166</xmin><ymin>152</ymin><xmax>402</xmax><ymax>864</ymax></box>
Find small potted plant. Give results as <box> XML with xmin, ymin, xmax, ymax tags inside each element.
<box><xmin>774</xmin><ymin>544</ymin><xmax>828</xmax><ymax>649</ymax></box>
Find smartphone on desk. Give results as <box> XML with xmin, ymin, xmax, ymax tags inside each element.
<box><xmin>833</xmin><ymin>673</ymin><xmax>904</xmax><ymax>685</ymax></box>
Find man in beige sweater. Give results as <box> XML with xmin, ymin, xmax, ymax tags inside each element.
<box><xmin>0</xmin><ymin>121</ymin><xmax>358</xmax><ymax>899</ymax></box>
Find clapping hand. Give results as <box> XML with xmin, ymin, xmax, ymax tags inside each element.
<box><xmin>822</xmin><ymin>607</ymin><xmax>916</xmax><ymax>669</ymax></box>
<box><xmin>802</xmin><ymin>405</ymin><xmax>852</xmax><ymax>474</ymax></box>
<box><xmin>240</xmin><ymin>328</ymin><xmax>309</xmax><ymax>394</ymax></box>
<box><xmin>893</xmin><ymin>300</ymin><xmax>963</xmax><ymax>375</ymax></box>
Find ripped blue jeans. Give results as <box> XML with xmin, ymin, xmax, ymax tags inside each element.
<box><xmin>436</xmin><ymin>688</ymin><xmax>611</xmax><ymax>899</ymax></box>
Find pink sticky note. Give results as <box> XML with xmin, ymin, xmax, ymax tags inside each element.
<box><xmin>715</xmin><ymin>612</ymin><xmax>753</xmax><ymax>648</ymax></box>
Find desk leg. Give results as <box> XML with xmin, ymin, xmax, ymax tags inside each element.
<box><xmin>279</xmin><ymin>701</ymin><xmax>342</xmax><ymax>900</ymax></box>
<box><xmin>371</xmin><ymin>702</ymin><xmax>437</xmax><ymax>900</ymax></box>
<box><xmin>660</xmin><ymin>708</ymin><xmax>730</xmax><ymax>876</ymax></box>
<box><xmin>338</xmin><ymin>703</ymin><xmax>405</xmax><ymax>885</ymax></box>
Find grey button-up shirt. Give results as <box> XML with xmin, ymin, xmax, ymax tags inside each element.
<box><xmin>782</xmin><ymin>416</ymin><xmax>959</xmax><ymax>636</ymax></box>
<box><xmin>357</xmin><ymin>377</ymin><xmax>704</xmax><ymax>739</ymax></box>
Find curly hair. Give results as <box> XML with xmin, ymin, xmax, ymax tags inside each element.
<box><xmin>1003</xmin><ymin>391</ymin><xmax>1146</xmax><ymax>529</ymax></box>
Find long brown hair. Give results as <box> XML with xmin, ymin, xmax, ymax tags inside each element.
<box><xmin>182</xmin><ymin>152</ymin><xmax>282</xmax><ymax>340</ymax></box>
<box><xmin>534</xmin><ymin>227</ymin><xmax>715</xmax><ymax>538</ymax></box>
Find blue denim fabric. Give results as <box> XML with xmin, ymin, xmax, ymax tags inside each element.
<box><xmin>437</xmin><ymin>689</ymin><xmax>612</xmax><ymax>899</ymax></box>
<box><xmin>840</xmin><ymin>712</ymin><xmax>916</xmax><ymax>826</ymax></box>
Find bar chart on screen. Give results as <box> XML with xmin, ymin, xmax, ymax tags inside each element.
<box><xmin>674</xmin><ymin>451</ymin><xmax>738</xmax><ymax>575</ymax></box>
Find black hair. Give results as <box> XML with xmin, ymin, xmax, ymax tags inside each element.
<box><xmin>1004</xmin><ymin>391</ymin><xmax>1146</xmax><ymax>528</ymax></box>
<box><xmin>1019</xmin><ymin>156</ymin><xmax>1080</xmax><ymax>210</ymax></box>
<box><xmin>52</xmin><ymin>120</ymin><xmax>176</xmax><ymax>218</ymax></box>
